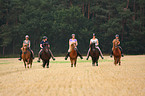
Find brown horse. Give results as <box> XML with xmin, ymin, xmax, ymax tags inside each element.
<box><xmin>90</xmin><ymin>43</ymin><xmax>100</xmax><ymax>66</ymax></box>
<box><xmin>21</xmin><ymin>45</ymin><xmax>33</xmax><ymax>68</ymax></box>
<box><xmin>40</xmin><ymin>44</ymin><xmax>51</xmax><ymax>68</ymax></box>
<box><xmin>69</xmin><ymin>43</ymin><xmax>77</xmax><ymax>67</ymax></box>
<box><xmin>113</xmin><ymin>41</ymin><xmax>121</xmax><ymax>65</ymax></box>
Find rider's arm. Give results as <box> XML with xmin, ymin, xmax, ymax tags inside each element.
<box><xmin>97</xmin><ymin>39</ymin><xmax>99</xmax><ymax>46</ymax></box>
<box><xmin>76</xmin><ymin>40</ymin><xmax>78</xmax><ymax>46</ymax></box>
<box><xmin>40</xmin><ymin>44</ymin><xmax>43</xmax><ymax>48</ymax></box>
<box><xmin>48</xmin><ymin>44</ymin><xmax>50</xmax><ymax>48</ymax></box>
<box><xmin>118</xmin><ymin>40</ymin><xmax>120</xmax><ymax>45</ymax></box>
<box><xmin>29</xmin><ymin>41</ymin><xmax>31</xmax><ymax>48</ymax></box>
<box><xmin>90</xmin><ymin>40</ymin><xmax>92</xmax><ymax>45</ymax></box>
<box><xmin>69</xmin><ymin>40</ymin><xmax>71</xmax><ymax>46</ymax></box>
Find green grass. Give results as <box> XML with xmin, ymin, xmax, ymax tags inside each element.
<box><xmin>0</xmin><ymin>62</ymin><xmax>10</xmax><ymax>64</ymax></box>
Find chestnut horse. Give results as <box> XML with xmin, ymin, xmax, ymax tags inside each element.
<box><xmin>21</xmin><ymin>45</ymin><xmax>33</xmax><ymax>68</ymax></box>
<box><xmin>40</xmin><ymin>44</ymin><xmax>51</xmax><ymax>68</ymax></box>
<box><xmin>113</xmin><ymin>41</ymin><xmax>121</xmax><ymax>65</ymax></box>
<box><xmin>90</xmin><ymin>43</ymin><xmax>99</xmax><ymax>66</ymax></box>
<box><xmin>69</xmin><ymin>43</ymin><xmax>77</xmax><ymax>67</ymax></box>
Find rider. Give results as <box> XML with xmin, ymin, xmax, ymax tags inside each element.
<box><xmin>37</xmin><ymin>36</ymin><xmax>55</xmax><ymax>62</ymax></box>
<box><xmin>86</xmin><ymin>33</ymin><xmax>104</xmax><ymax>60</ymax></box>
<box><xmin>65</xmin><ymin>34</ymin><xmax>83</xmax><ymax>60</ymax></box>
<box><xmin>18</xmin><ymin>35</ymin><xmax>34</xmax><ymax>61</ymax></box>
<box><xmin>110</xmin><ymin>34</ymin><xmax>124</xmax><ymax>57</ymax></box>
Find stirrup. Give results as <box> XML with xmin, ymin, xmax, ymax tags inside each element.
<box><xmin>86</xmin><ymin>57</ymin><xmax>89</xmax><ymax>60</ymax></box>
<box><xmin>37</xmin><ymin>60</ymin><xmax>40</xmax><ymax>62</ymax></box>
<box><xmin>65</xmin><ymin>57</ymin><xmax>68</xmax><ymax>60</ymax></box>
<box><xmin>80</xmin><ymin>56</ymin><xmax>83</xmax><ymax>59</ymax></box>
<box><xmin>52</xmin><ymin>57</ymin><xmax>55</xmax><ymax>60</ymax></box>
<box><xmin>121</xmin><ymin>54</ymin><xmax>124</xmax><ymax>57</ymax></box>
<box><xmin>18</xmin><ymin>58</ymin><xmax>21</xmax><ymax>61</ymax></box>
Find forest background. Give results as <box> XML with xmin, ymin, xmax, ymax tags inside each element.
<box><xmin>0</xmin><ymin>0</ymin><xmax>144</xmax><ymax>57</ymax></box>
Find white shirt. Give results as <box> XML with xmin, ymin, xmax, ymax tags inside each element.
<box><xmin>90</xmin><ymin>38</ymin><xmax>98</xmax><ymax>44</ymax></box>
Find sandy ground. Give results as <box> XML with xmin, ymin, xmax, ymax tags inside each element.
<box><xmin>0</xmin><ymin>55</ymin><xmax>145</xmax><ymax>96</ymax></box>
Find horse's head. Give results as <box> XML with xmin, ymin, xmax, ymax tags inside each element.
<box><xmin>22</xmin><ymin>44</ymin><xmax>28</xmax><ymax>54</ymax></box>
<box><xmin>71</xmin><ymin>43</ymin><xmax>76</xmax><ymax>48</ymax></box>
<box><xmin>90</xmin><ymin>43</ymin><xmax>96</xmax><ymax>52</ymax></box>
<box><xmin>43</xmin><ymin>44</ymin><xmax>49</xmax><ymax>53</ymax></box>
<box><xmin>90</xmin><ymin>43</ymin><xmax>96</xmax><ymax>49</ymax></box>
<box><xmin>114</xmin><ymin>41</ymin><xmax>119</xmax><ymax>48</ymax></box>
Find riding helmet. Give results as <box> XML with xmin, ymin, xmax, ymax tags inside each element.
<box><xmin>93</xmin><ymin>33</ymin><xmax>95</xmax><ymax>36</ymax></box>
<box><xmin>115</xmin><ymin>34</ymin><xmax>119</xmax><ymax>37</ymax></box>
<box><xmin>43</xmin><ymin>36</ymin><xmax>48</xmax><ymax>39</ymax></box>
<box><xmin>25</xmin><ymin>35</ymin><xmax>29</xmax><ymax>38</ymax></box>
<box><xmin>72</xmin><ymin>34</ymin><xmax>75</xmax><ymax>36</ymax></box>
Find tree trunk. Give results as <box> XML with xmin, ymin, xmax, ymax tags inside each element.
<box><xmin>143</xmin><ymin>7</ymin><xmax>144</xmax><ymax>28</ymax></box>
<box><xmin>140</xmin><ymin>6</ymin><xmax>142</xmax><ymax>32</ymax></box>
<box><xmin>88</xmin><ymin>2</ymin><xmax>90</xmax><ymax>19</ymax></box>
<box><xmin>6</xmin><ymin>9</ymin><xmax>8</xmax><ymax>25</ymax></box>
<box><xmin>69</xmin><ymin>0</ymin><xmax>72</xmax><ymax>6</ymax></box>
<box><xmin>132</xmin><ymin>0</ymin><xmax>135</xmax><ymax>21</ymax></box>
<box><xmin>121</xmin><ymin>20</ymin><xmax>125</xmax><ymax>41</ymax></box>
<box><xmin>126</xmin><ymin>0</ymin><xmax>129</xmax><ymax>9</ymax></box>
<box><xmin>13</xmin><ymin>40</ymin><xmax>14</xmax><ymax>55</ymax></box>
<box><xmin>3</xmin><ymin>47</ymin><xmax>5</xmax><ymax>56</ymax></box>
<box><xmin>82</xmin><ymin>3</ymin><xmax>84</xmax><ymax>16</ymax></box>
<box><xmin>108</xmin><ymin>13</ymin><xmax>110</xmax><ymax>20</ymax></box>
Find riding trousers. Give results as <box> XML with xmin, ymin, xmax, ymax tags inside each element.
<box><xmin>87</xmin><ymin>46</ymin><xmax>103</xmax><ymax>57</ymax></box>
<box><xmin>38</xmin><ymin>49</ymin><xmax>54</xmax><ymax>58</ymax></box>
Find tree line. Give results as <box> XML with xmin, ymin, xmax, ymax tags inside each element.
<box><xmin>0</xmin><ymin>0</ymin><xmax>145</xmax><ymax>56</ymax></box>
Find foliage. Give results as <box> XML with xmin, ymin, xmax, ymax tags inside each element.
<box><xmin>0</xmin><ymin>0</ymin><xmax>144</xmax><ymax>56</ymax></box>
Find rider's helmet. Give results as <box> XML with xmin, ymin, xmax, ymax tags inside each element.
<box><xmin>115</xmin><ymin>34</ymin><xmax>119</xmax><ymax>37</ymax></box>
<box><xmin>25</xmin><ymin>35</ymin><xmax>29</xmax><ymax>38</ymax></box>
<box><xmin>43</xmin><ymin>36</ymin><xmax>48</xmax><ymax>39</ymax></box>
<box><xmin>72</xmin><ymin>34</ymin><xmax>75</xmax><ymax>36</ymax></box>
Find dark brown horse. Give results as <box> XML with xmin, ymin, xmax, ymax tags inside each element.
<box><xmin>40</xmin><ymin>44</ymin><xmax>51</xmax><ymax>68</ymax></box>
<box><xmin>69</xmin><ymin>43</ymin><xmax>77</xmax><ymax>67</ymax></box>
<box><xmin>113</xmin><ymin>41</ymin><xmax>121</xmax><ymax>65</ymax></box>
<box><xmin>90</xmin><ymin>43</ymin><xmax>99</xmax><ymax>66</ymax></box>
<box><xmin>21</xmin><ymin>45</ymin><xmax>33</xmax><ymax>68</ymax></box>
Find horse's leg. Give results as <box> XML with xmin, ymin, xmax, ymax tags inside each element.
<box><xmin>92</xmin><ymin>58</ymin><xmax>95</xmax><ymax>66</ymax></box>
<box><xmin>119</xmin><ymin>58</ymin><xmax>121</xmax><ymax>66</ymax></box>
<box><xmin>74</xmin><ymin>60</ymin><xmax>77</xmax><ymax>67</ymax></box>
<box><xmin>47</xmin><ymin>60</ymin><xmax>49</xmax><ymax>68</ymax></box>
<box><xmin>96</xmin><ymin>60</ymin><xmax>98</xmax><ymax>66</ymax></box>
<box><xmin>24</xmin><ymin>61</ymin><xmax>26</xmax><ymax>68</ymax></box>
<box><xmin>70</xmin><ymin>59</ymin><xmax>73</xmax><ymax>67</ymax></box>
<box><xmin>30</xmin><ymin>59</ymin><xmax>32</xmax><ymax>68</ymax></box>
<box><xmin>42</xmin><ymin>61</ymin><xmax>45</xmax><ymax>68</ymax></box>
<box><xmin>114</xmin><ymin>57</ymin><xmax>116</xmax><ymax>65</ymax></box>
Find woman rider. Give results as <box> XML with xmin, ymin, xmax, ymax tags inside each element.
<box><xmin>37</xmin><ymin>36</ymin><xmax>55</xmax><ymax>62</ymax></box>
<box><xmin>86</xmin><ymin>33</ymin><xmax>104</xmax><ymax>60</ymax></box>
<box><xmin>65</xmin><ymin>34</ymin><xmax>83</xmax><ymax>60</ymax></box>
<box><xmin>110</xmin><ymin>34</ymin><xmax>124</xmax><ymax>57</ymax></box>
<box><xmin>18</xmin><ymin>35</ymin><xmax>34</xmax><ymax>61</ymax></box>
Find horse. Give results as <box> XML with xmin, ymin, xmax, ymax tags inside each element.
<box><xmin>21</xmin><ymin>45</ymin><xmax>33</xmax><ymax>68</ymax></box>
<box><xmin>69</xmin><ymin>43</ymin><xmax>78</xmax><ymax>67</ymax></box>
<box><xmin>90</xmin><ymin>43</ymin><xmax>100</xmax><ymax>66</ymax></box>
<box><xmin>40</xmin><ymin>44</ymin><xmax>51</xmax><ymax>68</ymax></box>
<box><xmin>113</xmin><ymin>41</ymin><xmax>121</xmax><ymax>65</ymax></box>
